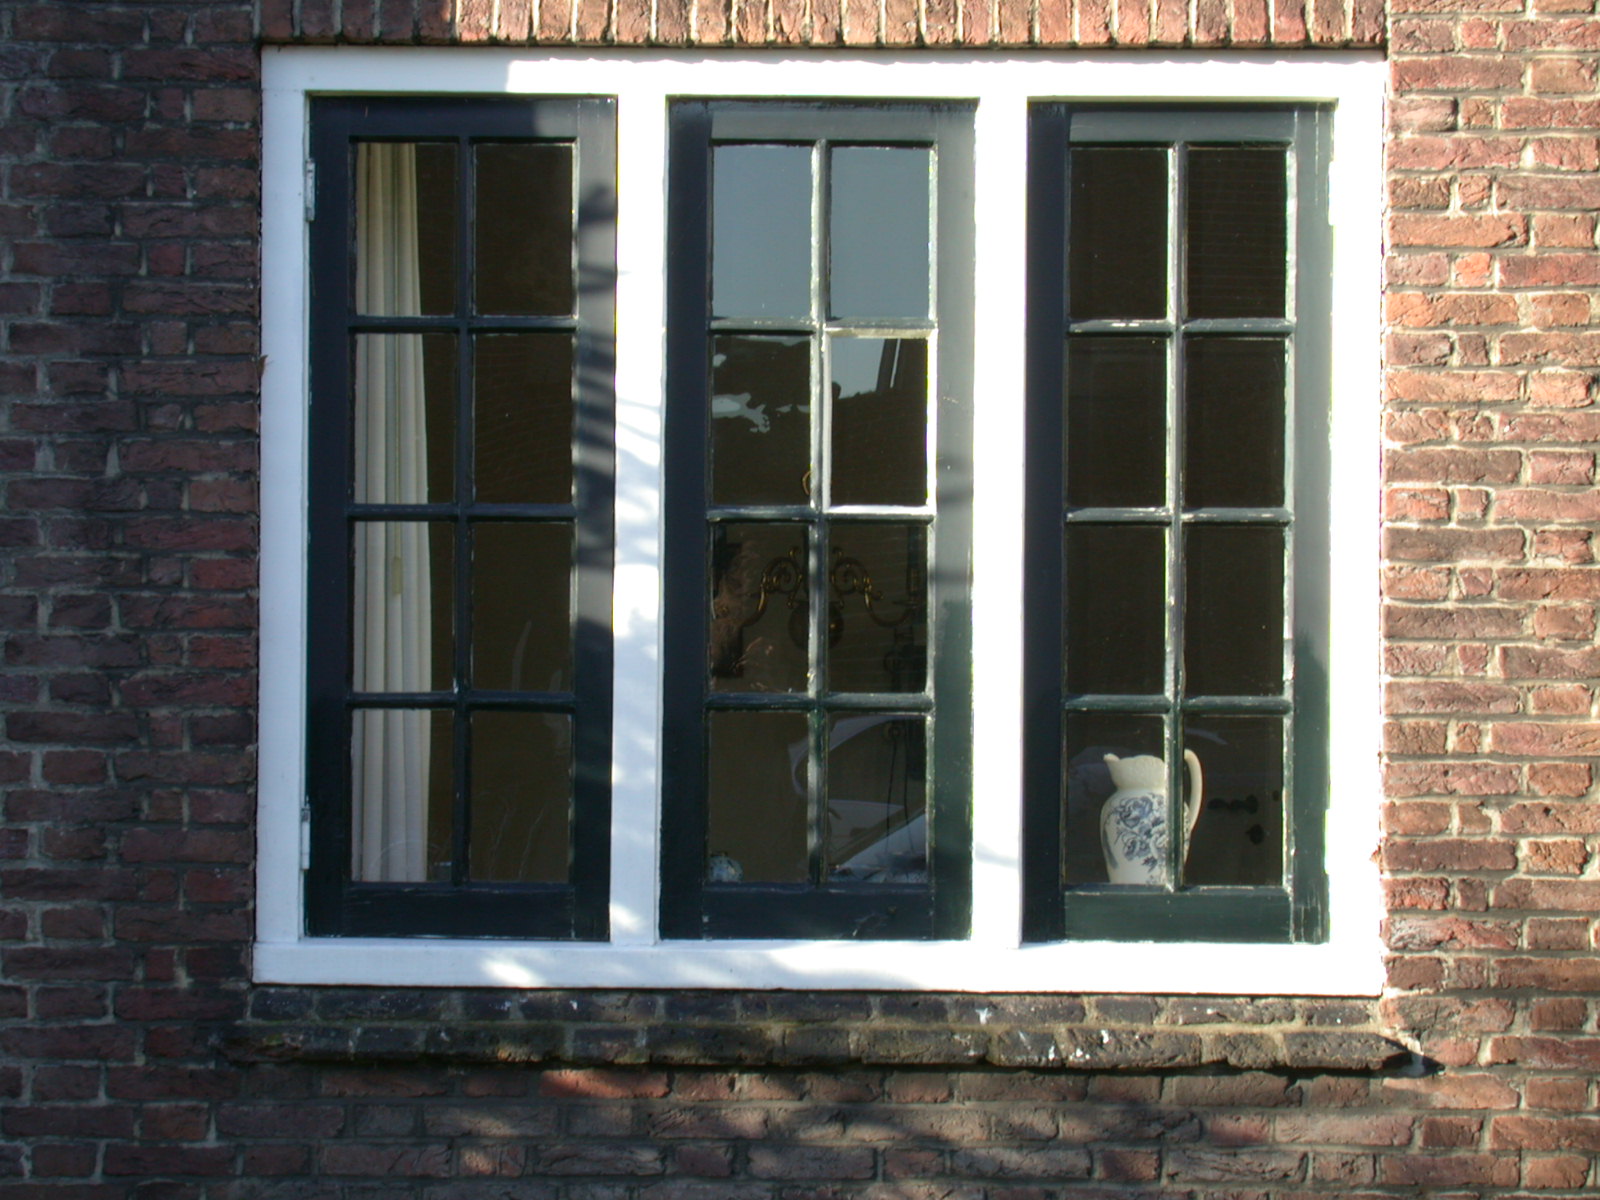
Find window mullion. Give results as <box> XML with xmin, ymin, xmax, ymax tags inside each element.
<box><xmin>451</xmin><ymin>133</ymin><xmax>475</xmax><ymax>889</ymax></box>
<box><xmin>608</xmin><ymin>87</ymin><xmax>671</xmax><ymax>946</ymax></box>
<box><xmin>1165</xmin><ymin>141</ymin><xmax>1186</xmax><ymax>894</ymax></box>
<box><xmin>808</xmin><ymin>138</ymin><xmax>829</xmax><ymax>888</ymax></box>
<box><xmin>969</xmin><ymin>92</ymin><xmax>1029</xmax><ymax>949</ymax></box>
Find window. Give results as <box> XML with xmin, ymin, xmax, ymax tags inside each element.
<box><xmin>660</xmin><ymin>103</ymin><xmax>973</xmax><ymax>940</ymax></box>
<box><xmin>259</xmin><ymin>50</ymin><xmax>1383</xmax><ymax>992</ymax></box>
<box><xmin>1022</xmin><ymin>107</ymin><xmax>1331</xmax><ymax>944</ymax></box>
<box><xmin>303</xmin><ymin>98</ymin><xmax>616</xmax><ymax>938</ymax></box>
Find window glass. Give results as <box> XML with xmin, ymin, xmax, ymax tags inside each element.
<box><xmin>829</xmin><ymin>337</ymin><xmax>928</xmax><ymax>507</ymax></box>
<box><xmin>1185</xmin><ymin>147</ymin><xmax>1288</xmax><ymax>319</ymax></box>
<box><xmin>355</xmin><ymin>142</ymin><xmax>458</xmax><ymax>317</ymax></box>
<box><xmin>712</xmin><ymin>145</ymin><xmax>811</xmax><ymax>320</ymax></box>
<box><xmin>709</xmin><ymin>336</ymin><xmax>811</xmax><ymax>507</ymax></box>
<box><xmin>829</xmin><ymin>146</ymin><xmax>931</xmax><ymax>320</ymax></box>
<box><xmin>1068</xmin><ymin>147</ymin><xmax>1167</xmax><ymax>320</ymax></box>
<box><xmin>474</xmin><ymin>142</ymin><xmax>575</xmax><ymax>316</ymax></box>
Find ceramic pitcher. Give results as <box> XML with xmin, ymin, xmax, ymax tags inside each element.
<box><xmin>1100</xmin><ymin>750</ymin><xmax>1204</xmax><ymax>885</ymax></box>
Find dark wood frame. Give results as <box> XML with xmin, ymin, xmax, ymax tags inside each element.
<box><xmin>305</xmin><ymin>96</ymin><xmax>616</xmax><ymax>939</ymax></box>
<box><xmin>661</xmin><ymin>101</ymin><xmax>975</xmax><ymax>940</ymax></box>
<box><xmin>1022</xmin><ymin>104</ymin><xmax>1333</xmax><ymax>944</ymax></box>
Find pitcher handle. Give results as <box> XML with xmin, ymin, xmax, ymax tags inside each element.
<box><xmin>1182</xmin><ymin>749</ymin><xmax>1204</xmax><ymax>843</ymax></box>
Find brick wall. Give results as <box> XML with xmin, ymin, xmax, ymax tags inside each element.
<box><xmin>3</xmin><ymin>0</ymin><xmax>1600</xmax><ymax>1192</ymax></box>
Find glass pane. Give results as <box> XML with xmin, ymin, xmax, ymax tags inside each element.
<box><xmin>1069</xmin><ymin>147</ymin><xmax>1167</xmax><ymax>321</ymax></box>
<box><xmin>829</xmin><ymin>146</ymin><xmax>930</xmax><ymax>320</ymax></box>
<box><xmin>471</xmin><ymin>522</ymin><xmax>572</xmax><ymax>692</ymax></box>
<box><xmin>355</xmin><ymin>142</ymin><xmax>457</xmax><ymax>317</ymax></box>
<box><xmin>474</xmin><ymin>142</ymin><xmax>574</xmax><ymax>316</ymax></box>
<box><xmin>1062</xmin><ymin>712</ymin><xmax>1166</xmax><ymax>886</ymax></box>
<box><xmin>1186</xmin><ymin>147</ymin><xmax>1288</xmax><ymax>319</ymax></box>
<box><xmin>474</xmin><ymin>333</ymin><xmax>574</xmax><ymax>505</ymax></box>
<box><xmin>354</xmin><ymin>334</ymin><xmax>457</xmax><ymax>505</ymax></box>
<box><xmin>352</xmin><ymin>522</ymin><xmax>454</xmax><ymax>693</ymax></box>
<box><xmin>710</xmin><ymin>336</ymin><xmax>811</xmax><ymax>507</ymax></box>
<box><xmin>470</xmin><ymin>711</ymin><xmax>571</xmax><ymax>883</ymax></box>
<box><xmin>830</xmin><ymin>337</ymin><xmax>927</xmax><ymax>507</ymax></box>
<box><xmin>1183</xmin><ymin>715</ymin><xmax>1284</xmax><ymax>887</ymax></box>
<box><xmin>1183</xmin><ymin>338</ymin><xmax>1286</xmax><ymax>510</ymax></box>
<box><xmin>351</xmin><ymin>708</ymin><xmax>453</xmax><ymax>882</ymax></box>
<box><xmin>710</xmin><ymin>523</ymin><xmax>810</xmax><ymax>694</ymax></box>
<box><xmin>1064</xmin><ymin>525</ymin><xmax>1166</xmax><ymax>696</ymax></box>
<box><xmin>707</xmin><ymin>710</ymin><xmax>809</xmax><ymax>883</ymax></box>
<box><xmin>826</xmin><ymin>714</ymin><xmax>926</xmax><ymax>884</ymax></box>
<box><xmin>713</xmin><ymin>145</ymin><xmax>811</xmax><ymax>321</ymax></box>
<box><xmin>826</xmin><ymin>524</ymin><xmax>927</xmax><ymax>695</ymax></box>
<box><xmin>1185</xmin><ymin>525</ymin><xmax>1284</xmax><ymax>696</ymax></box>
<box><xmin>1065</xmin><ymin>337</ymin><xmax>1166</xmax><ymax>509</ymax></box>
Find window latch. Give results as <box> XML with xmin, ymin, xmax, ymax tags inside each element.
<box><xmin>299</xmin><ymin>803</ymin><xmax>312</xmax><ymax>870</ymax></box>
<box><xmin>304</xmin><ymin>160</ymin><xmax>315</xmax><ymax>223</ymax></box>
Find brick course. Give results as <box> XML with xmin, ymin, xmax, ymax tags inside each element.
<box><xmin>1</xmin><ymin>0</ymin><xmax>1599</xmax><ymax>1191</ymax></box>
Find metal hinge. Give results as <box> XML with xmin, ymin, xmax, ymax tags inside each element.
<box><xmin>304</xmin><ymin>159</ymin><xmax>316</xmax><ymax>223</ymax></box>
<box><xmin>299</xmin><ymin>803</ymin><xmax>312</xmax><ymax>870</ymax></box>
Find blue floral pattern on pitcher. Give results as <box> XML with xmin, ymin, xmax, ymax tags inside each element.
<box><xmin>1101</xmin><ymin>790</ymin><xmax>1168</xmax><ymax>879</ymax></box>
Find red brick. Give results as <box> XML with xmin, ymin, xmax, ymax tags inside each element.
<box><xmin>1379</xmin><ymin>1153</ymin><xmax>1518</xmax><ymax>1187</ymax></box>
<box><xmin>1391</xmin><ymin>293</ymin><xmax>1520</xmax><ymax>330</ymax></box>
<box><xmin>1383</xmin><ymin>528</ymin><xmax>1526</xmax><ymax>564</ymax></box>
<box><xmin>1490</xmin><ymin>722</ymin><xmax>1600</xmax><ymax>756</ymax></box>
<box><xmin>1384</xmin><ymin>761</ymin><xmax>1521</xmax><ymax>797</ymax></box>
<box><xmin>1393</xmin><ymin>57</ymin><xmax>1524</xmax><ymax>91</ymax></box>
<box><xmin>1383</xmin><ymin>838</ymin><xmax>1517</xmax><ymax>871</ymax></box>
<box><xmin>1523</xmin><ymin>1154</ymin><xmax>1592</xmax><ymax>1188</ymax></box>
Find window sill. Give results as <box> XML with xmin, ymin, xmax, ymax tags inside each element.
<box><xmin>223</xmin><ymin>987</ymin><xmax>1407</xmax><ymax>1072</ymax></box>
<box><xmin>253</xmin><ymin>935</ymin><xmax>1383</xmax><ymax>996</ymax></box>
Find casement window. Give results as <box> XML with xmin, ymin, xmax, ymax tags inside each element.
<box><xmin>659</xmin><ymin>103</ymin><xmax>974</xmax><ymax>940</ymax></box>
<box><xmin>302</xmin><ymin>98</ymin><xmax>616</xmax><ymax>939</ymax></box>
<box><xmin>259</xmin><ymin>51</ymin><xmax>1383</xmax><ymax>992</ymax></box>
<box><xmin>1021</xmin><ymin>106</ymin><xmax>1332</xmax><ymax>945</ymax></box>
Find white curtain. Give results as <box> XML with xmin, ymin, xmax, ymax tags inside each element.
<box><xmin>351</xmin><ymin>143</ymin><xmax>433</xmax><ymax>882</ymax></box>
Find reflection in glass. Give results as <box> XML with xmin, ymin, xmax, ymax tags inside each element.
<box><xmin>471</xmin><ymin>522</ymin><xmax>573</xmax><ymax>693</ymax></box>
<box><xmin>1061</xmin><ymin>712</ymin><xmax>1164</xmax><ymax>885</ymax></box>
<box><xmin>474</xmin><ymin>333</ymin><xmax>574</xmax><ymax>505</ymax></box>
<box><xmin>709</xmin><ymin>523</ymin><xmax>810</xmax><ymax>694</ymax></box>
<box><xmin>1183</xmin><ymin>338</ymin><xmax>1286</xmax><ymax>510</ymax></box>
<box><xmin>825</xmin><ymin>714</ymin><xmax>926</xmax><ymax>883</ymax></box>
<box><xmin>352</xmin><ymin>521</ymin><xmax>454</xmax><ymax>693</ymax></box>
<box><xmin>351</xmin><ymin>708</ymin><xmax>453</xmax><ymax>882</ymax></box>
<box><xmin>474</xmin><ymin>142</ymin><xmax>575</xmax><ymax>316</ymax></box>
<box><xmin>713</xmin><ymin>145</ymin><xmax>812</xmax><ymax>320</ymax></box>
<box><xmin>1185</xmin><ymin>525</ymin><xmax>1284</xmax><ymax>696</ymax></box>
<box><xmin>710</xmin><ymin>336</ymin><xmax>811</xmax><ymax>507</ymax></box>
<box><xmin>830</xmin><ymin>146</ymin><xmax>931</xmax><ymax>320</ymax></box>
<box><xmin>354</xmin><ymin>333</ymin><xmax>457</xmax><ymax>505</ymax></box>
<box><xmin>469</xmin><ymin>711</ymin><xmax>571</xmax><ymax>882</ymax></box>
<box><xmin>1183</xmin><ymin>715</ymin><xmax>1284</xmax><ymax>886</ymax></box>
<box><xmin>1065</xmin><ymin>337</ymin><xmax>1166</xmax><ymax>509</ymax></box>
<box><xmin>1069</xmin><ymin>147</ymin><xmax>1168</xmax><ymax>320</ymax></box>
<box><xmin>1064</xmin><ymin>525</ymin><xmax>1166</xmax><ymax>696</ymax></box>
<box><xmin>830</xmin><ymin>337</ymin><xmax>927</xmax><ymax>507</ymax></box>
<box><xmin>826</xmin><ymin>524</ymin><xmax>927</xmax><ymax>695</ymax></box>
<box><xmin>1186</xmin><ymin>147</ymin><xmax>1288</xmax><ymax>319</ymax></box>
<box><xmin>706</xmin><ymin>710</ymin><xmax>809</xmax><ymax>883</ymax></box>
<box><xmin>356</xmin><ymin>142</ymin><xmax>457</xmax><ymax>317</ymax></box>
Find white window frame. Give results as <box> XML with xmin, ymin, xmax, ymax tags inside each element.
<box><xmin>258</xmin><ymin>46</ymin><xmax>1385</xmax><ymax>993</ymax></box>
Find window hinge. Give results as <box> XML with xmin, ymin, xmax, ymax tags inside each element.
<box><xmin>299</xmin><ymin>803</ymin><xmax>312</xmax><ymax>870</ymax></box>
<box><xmin>304</xmin><ymin>160</ymin><xmax>315</xmax><ymax>223</ymax></box>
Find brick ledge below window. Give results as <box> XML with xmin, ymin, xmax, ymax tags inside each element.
<box><xmin>221</xmin><ymin>991</ymin><xmax>1411</xmax><ymax>1073</ymax></box>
